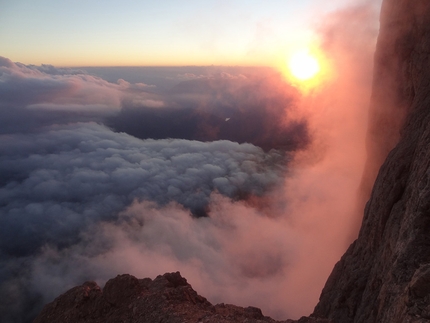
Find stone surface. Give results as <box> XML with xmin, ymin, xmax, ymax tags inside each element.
<box><xmin>33</xmin><ymin>272</ymin><xmax>293</xmax><ymax>323</ymax></box>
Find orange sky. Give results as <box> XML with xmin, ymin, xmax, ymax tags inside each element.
<box><xmin>0</xmin><ymin>0</ymin><xmax>356</xmax><ymax>67</ymax></box>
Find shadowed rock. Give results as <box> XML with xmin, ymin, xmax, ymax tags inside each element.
<box><xmin>33</xmin><ymin>272</ymin><xmax>299</xmax><ymax>323</ymax></box>
<box><xmin>313</xmin><ymin>0</ymin><xmax>430</xmax><ymax>322</ymax></box>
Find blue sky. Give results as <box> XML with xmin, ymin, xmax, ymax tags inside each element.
<box><xmin>0</xmin><ymin>0</ymin><xmax>353</xmax><ymax>66</ymax></box>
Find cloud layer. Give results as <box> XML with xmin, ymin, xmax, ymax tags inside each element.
<box><xmin>0</xmin><ymin>56</ymin><xmax>296</xmax><ymax>322</ymax></box>
<box><xmin>0</xmin><ymin>122</ymin><xmax>285</xmax><ymax>256</ymax></box>
<box><xmin>108</xmin><ymin>70</ymin><xmax>309</xmax><ymax>151</ymax></box>
<box><xmin>0</xmin><ymin>1</ymin><xmax>381</xmax><ymax>322</ymax></box>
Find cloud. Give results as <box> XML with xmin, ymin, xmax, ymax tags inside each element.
<box><xmin>0</xmin><ymin>57</ymin><xmax>121</xmax><ymax>108</ymax></box>
<box><xmin>0</xmin><ymin>1</ymin><xmax>381</xmax><ymax>321</ymax></box>
<box><xmin>0</xmin><ymin>121</ymin><xmax>285</xmax><ymax>253</ymax></box>
<box><xmin>0</xmin><ymin>56</ymin><xmax>307</xmax><ymax>152</ymax></box>
<box><xmin>28</xmin><ymin>196</ymin><xmax>300</xmax><ymax>317</ymax></box>
<box><xmin>271</xmin><ymin>0</ymin><xmax>380</xmax><ymax>311</ymax></box>
<box><xmin>116</xmin><ymin>78</ymin><xmax>156</xmax><ymax>90</ymax></box>
<box><xmin>24</xmin><ymin>64</ymin><xmax>88</xmax><ymax>76</ymax></box>
<box><xmin>109</xmin><ymin>71</ymin><xmax>310</xmax><ymax>152</ymax></box>
<box><xmin>175</xmin><ymin>72</ymin><xmax>248</xmax><ymax>80</ymax></box>
<box><xmin>0</xmin><ymin>59</ymin><xmax>115</xmax><ymax>135</ymax></box>
<box><xmin>0</xmin><ymin>117</ymin><xmax>288</xmax><ymax>321</ymax></box>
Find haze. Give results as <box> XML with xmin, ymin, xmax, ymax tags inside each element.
<box><xmin>3</xmin><ymin>0</ymin><xmax>358</xmax><ymax>67</ymax></box>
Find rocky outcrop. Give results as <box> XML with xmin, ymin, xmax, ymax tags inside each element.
<box><xmin>33</xmin><ymin>272</ymin><xmax>331</xmax><ymax>323</ymax></box>
<box><xmin>34</xmin><ymin>272</ymin><xmax>270</xmax><ymax>323</ymax></box>
<box><xmin>313</xmin><ymin>0</ymin><xmax>430</xmax><ymax>322</ymax></box>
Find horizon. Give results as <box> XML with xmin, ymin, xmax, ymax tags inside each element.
<box><xmin>1</xmin><ymin>0</ymin><xmax>369</xmax><ymax>68</ymax></box>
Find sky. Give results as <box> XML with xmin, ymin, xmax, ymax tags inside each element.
<box><xmin>0</xmin><ymin>1</ymin><xmax>384</xmax><ymax>323</ymax></box>
<box><xmin>2</xmin><ymin>0</ymin><xmax>351</xmax><ymax>67</ymax></box>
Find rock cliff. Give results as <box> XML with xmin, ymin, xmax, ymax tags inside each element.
<box><xmin>313</xmin><ymin>0</ymin><xmax>430</xmax><ymax>322</ymax></box>
<box><xmin>33</xmin><ymin>0</ymin><xmax>430</xmax><ymax>322</ymax></box>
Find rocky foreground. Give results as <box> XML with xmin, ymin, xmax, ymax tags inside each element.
<box><xmin>33</xmin><ymin>272</ymin><xmax>330</xmax><ymax>323</ymax></box>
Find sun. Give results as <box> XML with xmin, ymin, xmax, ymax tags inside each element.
<box><xmin>288</xmin><ymin>50</ymin><xmax>320</xmax><ymax>81</ymax></box>
<box><xmin>279</xmin><ymin>46</ymin><xmax>332</xmax><ymax>92</ymax></box>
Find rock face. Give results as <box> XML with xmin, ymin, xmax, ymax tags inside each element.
<box><xmin>33</xmin><ymin>272</ymin><xmax>269</xmax><ymax>323</ymax></box>
<box><xmin>33</xmin><ymin>272</ymin><xmax>330</xmax><ymax>323</ymax></box>
<box><xmin>360</xmin><ymin>0</ymin><xmax>430</xmax><ymax>200</ymax></box>
<box><xmin>313</xmin><ymin>0</ymin><xmax>430</xmax><ymax>322</ymax></box>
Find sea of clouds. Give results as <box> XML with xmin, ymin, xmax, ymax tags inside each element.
<box><xmin>0</xmin><ymin>2</ymin><xmax>381</xmax><ymax>322</ymax></box>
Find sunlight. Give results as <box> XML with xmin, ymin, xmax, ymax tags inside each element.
<box><xmin>288</xmin><ymin>50</ymin><xmax>320</xmax><ymax>81</ymax></box>
<box><xmin>279</xmin><ymin>46</ymin><xmax>333</xmax><ymax>93</ymax></box>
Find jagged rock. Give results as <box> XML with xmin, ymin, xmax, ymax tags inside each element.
<box><xmin>33</xmin><ymin>272</ymin><xmax>285</xmax><ymax>323</ymax></box>
<box><xmin>313</xmin><ymin>0</ymin><xmax>430</xmax><ymax>322</ymax></box>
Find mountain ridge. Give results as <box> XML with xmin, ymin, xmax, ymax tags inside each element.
<box><xmin>33</xmin><ymin>272</ymin><xmax>332</xmax><ymax>323</ymax></box>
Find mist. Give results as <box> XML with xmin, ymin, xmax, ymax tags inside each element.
<box><xmin>0</xmin><ymin>1</ymin><xmax>381</xmax><ymax>322</ymax></box>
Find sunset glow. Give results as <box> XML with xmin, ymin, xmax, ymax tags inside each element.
<box><xmin>0</xmin><ymin>0</ymin><xmax>381</xmax><ymax>322</ymax></box>
<box><xmin>288</xmin><ymin>51</ymin><xmax>320</xmax><ymax>80</ymax></box>
<box><xmin>0</xmin><ymin>1</ymin><xmax>317</xmax><ymax>67</ymax></box>
<box><xmin>280</xmin><ymin>46</ymin><xmax>333</xmax><ymax>92</ymax></box>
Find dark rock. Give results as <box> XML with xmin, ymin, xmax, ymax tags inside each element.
<box><xmin>103</xmin><ymin>274</ymin><xmax>140</xmax><ymax>306</ymax></box>
<box><xmin>33</xmin><ymin>272</ymin><xmax>281</xmax><ymax>323</ymax></box>
<box><xmin>409</xmin><ymin>264</ymin><xmax>430</xmax><ymax>299</ymax></box>
<box><xmin>313</xmin><ymin>0</ymin><xmax>430</xmax><ymax>322</ymax></box>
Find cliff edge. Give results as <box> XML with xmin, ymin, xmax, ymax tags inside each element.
<box><xmin>313</xmin><ymin>0</ymin><xmax>430</xmax><ymax>322</ymax></box>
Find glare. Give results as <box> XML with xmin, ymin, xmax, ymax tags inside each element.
<box><xmin>288</xmin><ymin>50</ymin><xmax>320</xmax><ymax>81</ymax></box>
